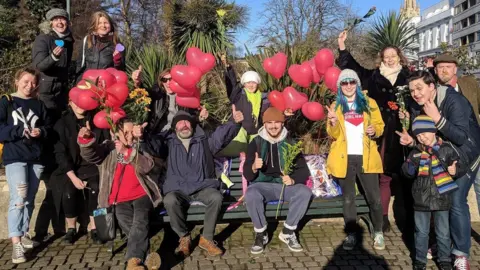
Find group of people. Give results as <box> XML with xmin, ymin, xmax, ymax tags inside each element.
<box><xmin>1</xmin><ymin>7</ymin><xmax>480</xmax><ymax>270</ymax></box>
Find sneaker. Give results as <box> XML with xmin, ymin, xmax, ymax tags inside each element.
<box><xmin>251</xmin><ymin>232</ymin><xmax>269</xmax><ymax>254</ymax></box>
<box><xmin>413</xmin><ymin>260</ymin><xmax>427</xmax><ymax>270</ymax></box>
<box><xmin>11</xmin><ymin>242</ymin><xmax>26</xmax><ymax>264</ymax></box>
<box><xmin>439</xmin><ymin>261</ymin><xmax>453</xmax><ymax>270</ymax></box>
<box><xmin>278</xmin><ymin>232</ymin><xmax>303</xmax><ymax>252</ymax></box>
<box><xmin>342</xmin><ymin>234</ymin><xmax>357</xmax><ymax>251</ymax></box>
<box><xmin>21</xmin><ymin>233</ymin><xmax>39</xmax><ymax>249</ymax></box>
<box><xmin>198</xmin><ymin>236</ymin><xmax>223</xmax><ymax>256</ymax></box>
<box><xmin>427</xmin><ymin>248</ymin><xmax>433</xmax><ymax>260</ymax></box>
<box><xmin>176</xmin><ymin>235</ymin><xmax>191</xmax><ymax>257</ymax></box>
<box><xmin>454</xmin><ymin>256</ymin><xmax>470</xmax><ymax>270</ymax></box>
<box><xmin>126</xmin><ymin>257</ymin><xmax>144</xmax><ymax>270</ymax></box>
<box><xmin>64</xmin><ymin>228</ymin><xmax>76</xmax><ymax>244</ymax></box>
<box><xmin>144</xmin><ymin>252</ymin><xmax>161</xmax><ymax>270</ymax></box>
<box><xmin>373</xmin><ymin>232</ymin><xmax>385</xmax><ymax>250</ymax></box>
<box><xmin>90</xmin><ymin>229</ymin><xmax>103</xmax><ymax>245</ymax></box>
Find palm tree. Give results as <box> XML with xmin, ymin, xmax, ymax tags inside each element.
<box><xmin>366</xmin><ymin>11</ymin><xmax>415</xmax><ymax>55</ymax></box>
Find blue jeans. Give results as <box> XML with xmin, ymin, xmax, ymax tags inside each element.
<box><xmin>450</xmin><ymin>168</ymin><xmax>477</xmax><ymax>257</ymax></box>
<box><xmin>6</xmin><ymin>162</ymin><xmax>44</xmax><ymax>238</ymax></box>
<box><xmin>415</xmin><ymin>210</ymin><xmax>451</xmax><ymax>263</ymax></box>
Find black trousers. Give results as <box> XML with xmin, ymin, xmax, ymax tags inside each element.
<box><xmin>63</xmin><ymin>176</ymin><xmax>99</xmax><ymax>218</ymax></box>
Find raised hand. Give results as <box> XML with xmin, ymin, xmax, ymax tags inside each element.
<box><xmin>448</xmin><ymin>160</ymin><xmax>458</xmax><ymax>176</ymax></box>
<box><xmin>252</xmin><ymin>152</ymin><xmax>263</xmax><ymax>172</ymax></box>
<box><xmin>114</xmin><ymin>139</ymin><xmax>127</xmax><ymax>154</ymax></box>
<box><xmin>395</xmin><ymin>129</ymin><xmax>414</xmax><ymax>146</ymax></box>
<box><xmin>133</xmin><ymin>122</ymin><xmax>148</xmax><ymax>138</ymax></box>
<box><xmin>399</xmin><ymin>108</ymin><xmax>410</xmax><ymax>120</ymax></box>
<box><xmin>52</xmin><ymin>46</ymin><xmax>64</xmax><ymax>57</ymax></box>
<box><xmin>338</xmin><ymin>30</ymin><xmax>348</xmax><ymax>50</ymax></box>
<box><xmin>79</xmin><ymin>121</ymin><xmax>93</xmax><ymax>138</ymax></box>
<box><xmin>423</xmin><ymin>97</ymin><xmax>441</xmax><ymax>123</ymax></box>
<box><xmin>132</xmin><ymin>65</ymin><xmax>142</xmax><ymax>87</ymax></box>
<box><xmin>232</xmin><ymin>104</ymin><xmax>244</xmax><ymax>123</ymax></box>
<box><xmin>326</xmin><ymin>106</ymin><xmax>338</xmax><ymax>127</ymax></box>
<box><xmin>199</xmin><ymin>106</ymin><xmax>209</xmax><ymax>121</ymax></box>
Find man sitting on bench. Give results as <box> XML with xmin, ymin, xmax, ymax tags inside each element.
<box><xmin>145</xmin><ymin>106</ymin><xmax>244</xmax><ymax>257</ymax></box>
<box><xmin>243</xmin><ymin>107</ymin><xmax>312</xmax><ymax>254</ymax></box>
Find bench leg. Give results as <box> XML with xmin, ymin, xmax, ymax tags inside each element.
<box><xmin>358</xmin><ymin>213</ymin><xmax>374</xmax><ymax>237</ymax></box>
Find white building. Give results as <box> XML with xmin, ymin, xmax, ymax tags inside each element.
<box><xmin>417</xmin><ymin>0</ymin><xmax>455</xmax><ymax>59</ymax></box>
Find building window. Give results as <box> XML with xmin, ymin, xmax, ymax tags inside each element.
<box><xmin>470</xmin><ymin>0</ymin><xmax>477</xmax><ymax>8</ymax></box>
<box><xmin>455</xmin><ymin>6</ymin><xmax>460</xmax><ymax>15</ymax></box>
<box><xmin>468</xmin><ymin>33</ymin><xmax>475</xmax><ymax>43</ymax></box>
<box><xmin>461</xmin><ymin>36</ymin><xmax>468</xmax><ymax>45</ymax></box>
<box><xmin>462</xmin><ymin>18</ymin><xmax>468</xmax><ymax>28</ymax></box>
<box><xmin>462</xmin><ymin>1</ymin><xmax>468</xmax><ymax>11</ymax></box>
<box><xmin>469</xmin><ymin>15</ymin><xmax>476</xmax><ymax>26</ymax></box>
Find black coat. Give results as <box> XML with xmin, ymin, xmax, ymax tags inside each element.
<box><xmin>337</xmin><ymin>49</ymin><xmax>412</xmax><ymax>174</ymax></box>
<box><xmin>32</xmin><ymin>30</ymin><xmax>74</xmax><ymax>111</ymax></box>
<box><xmin>402</xmin><ymin>141</ymin><xmax>468</xmax><ymax>211</ymax></box>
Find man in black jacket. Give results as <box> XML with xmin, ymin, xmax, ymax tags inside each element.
<box><xmin>243</xmin><ymin>107</ymin><xmax>312</xmax><ymax>254</ymax></box>
<box><xmin>398</xmin><ymin>71</ymin><xmax>480</xmax><ymax>269</ymax></box>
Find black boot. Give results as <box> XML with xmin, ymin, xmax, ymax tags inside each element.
<box><xmin>90</xmin><ymin>229</ymin><xmax>103</xmax><ymax>245</ymax></box>
<box><xmin>64</xmin><ymin>228</ymin><xmax>76</xmax><ymax>244</ymax></box>
<box><xmin>382</xmin><ymin>215</ymin><xmax>391</xmax><ymax>233</ymax></box>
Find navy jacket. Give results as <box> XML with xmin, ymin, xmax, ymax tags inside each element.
<box><xmin>0</xmin><ymin>95</ymin><xmax>52</xmax><ymax>165</ymax></box>
<box><xmin>410</xmin><ymin>86</ymin><xmax>480</xmax><ymax>170</ymax></box>
<box><xmin>146</xmin><ymin>121</ymin><xmax>241</xmax><ymax>195</ymax></box>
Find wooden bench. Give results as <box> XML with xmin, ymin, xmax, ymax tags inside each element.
<box><xmin>158</xmin><ymin>158</ymin><xmax>374</xmax><ymax>234</ymax></box>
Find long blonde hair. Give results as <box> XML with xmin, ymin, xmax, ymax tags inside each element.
<box><xmin>86</xmin><ymin>11</ymin><xmax>119</xmax><ymax>48</ymax></box>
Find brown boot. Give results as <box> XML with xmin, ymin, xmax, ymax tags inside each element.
<box><xmin>126</xmin><ymin>258</ymin><xmax>145</xmax><ymax>270</ymax></box>
<box><xmin>144</xmin><ymin>252</ymin><xmax>161</xmax><ymax>270</ymax></box>
<box><xmin>176</xmin><ymin>235</ymin><xmax>191</xmax><ymax>257</ymax></box>
<box><xmin>198</xmin><ymin>236</ymin><xmax>223</xmax><ymax>256</ymax></box>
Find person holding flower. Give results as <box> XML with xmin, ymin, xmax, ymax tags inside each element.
<box><xmin>326</xmin><ymin>69</ymin><xmax>385</xmax><ymax>251</ymax></box>
<box><xmin>337</xmin><ymin>30</ymin><xmax>412</xmax><ymax>233</ymax></box>
<box><xmin>242</xmin><ymin>107</ymin><xmax>311</xmax><ymax>254</ymax></box>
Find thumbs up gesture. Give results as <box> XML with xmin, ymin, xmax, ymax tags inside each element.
<box><xmin>232</xmin><ymin>104</ymin><xmax>244</xmax><ymax>123</ymax></box>
<box><xmin>132</xmin><ymin>65</ymin><xmax>143</xmax><ymax>88</ymax></box>
<box><xmin>79</xmin><ymin>121</ymin><xmax>93</xmax><ymax>139</ymax></box>
<box><xmin>133</xmin><ymin>122</ymin><xmax>148</xmax><ymax>139</ymax></box>
<box><xmin>395</xmin><ymin>128</ymin><xmax>414</xmax><ymax>146</ymax></box>
<box><xmin>252</xmin><ymin>152</ymin><xmax>263</xmax><ymax>172</ymax></box>
<box><xmin>448</xmin><ymin>160</ymin><xmax>458</xmax><ymax>176</ymax></box>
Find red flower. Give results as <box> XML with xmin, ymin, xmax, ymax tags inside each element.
<box><xmin>388</xmin><ymin>101</ymin><xmax>399</xmax><ymax>110</ymax></box>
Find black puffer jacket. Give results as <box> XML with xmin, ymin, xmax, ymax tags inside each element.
<box><xmin>402</xmin><ymin>141</ymin><xmax>468</xmax><ymax>211</ymax></box>
<box><xmin>32</xmin><ymin>29</ymin><xmax>74</xmax><ymax>111</ymax></box>
<box><xmin>337</xmin><ymin>49</ymin><xmax>412</xmax><ymax>175</ymax></box>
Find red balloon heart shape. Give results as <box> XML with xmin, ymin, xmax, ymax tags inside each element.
<box><xmin>263</xmin><ymin>52</ymin><xmax>287</xmax><ymax>79</ymax></box>
<box><xmin>314</xmin><ymin>49</ymin><xmax>335</xmax><ymax>75</ymax></box>
<box><xmin>268</xmin><ymin>90</ymin><xmax>286</xmax><ymax>112</ymax></box>
<box><xmin>283</xmin><ymin>87</ymin><xmax>308</xmax><ymax>112</ymax></box>
<box><xmin>105</xmin><ymin>83</ymin><xmax>129</xmax><ymax>108</ymax></box>
<box><xmin>307</xmin><ymin>59</ymin><xmax>323</xmax><ymax>84</ymax></box>
<box><xmin>176</xmin><ymin>95</ymin><xmax>200</xmax><ymax>109</ymax></box>
<box><xmin>324</xmin><ymin>67</ymin><xmax>342</xmax><ymax>92</ymax></box>
<box><xmin>82</xmin><ymin>69</ymin><xmax>117</xmax><ymax>88</ymax></box>
<box><xmin>106</xmin><ymin>68</ymin><xmax>128</xmax><ymax>84</ymax></box>
<box><xmin>186</xmin><ymin>47</ymin><xmax>216</xmax><ymax>74</ymax></box>
<box><xmin>171</xmin><ymin>65</ymin><xmax>203</xmax><ymax>90</ymax></box>
<box><xmin>68</xmin><ymin>87</ymin><xmax>82</xmax><ymax>105</ymax></box>
<box><xmin>170</xmin><ymin>80</ymin><xmax>197</xmax><ymax>97</ymax></box>
<box><xmin>302</xmin><ymin>102</ymin><xmax>325</xmax><ymax>121</ymax></box>
<box><xmin>76</xmin><ymin>90</ymin><xmax>99</xmax><ymax>110</ymax></box>
<box><xmin>93</xmin><ymin>108</ymin><xmax>126</xmax><ymax>129</ymax></box>
<box><xmin>288</xmin><ymin>63</ymin><xmax>313</xmax><ymax>88</ymax></box>
<box><xmin>76</xmin><ymin>80</ymin><xmax>103</xmax><ymax>96</ymax></box>
<box><xmin>110</xmin><ymin>108</ymin><xmax>127</xmax><ymax>123</ymax></box>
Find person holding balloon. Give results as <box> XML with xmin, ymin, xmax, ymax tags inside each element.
<box><xmin>326</xmin><ymin>69</ymin><xmax>386</xmax><ymax>251</ymax></box>
<box><xmin>337</xmin><ymin>30</ymin><xmax>412</xmax><ymax>233</ymax></box>
<box><xmin>49</xmin><ymin>100</ymin><xmax>110</xmax><ymax>245</ymax></box>
<box><xmin>75</xmin><ymin>11</ymin><xmax>125</xmax><ymax>81</ymax></box>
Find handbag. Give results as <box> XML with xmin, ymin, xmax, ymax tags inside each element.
<box><xmin>93</xmin><ymin>165</ymin><xmax>127</xmax><ymax>242</ymax></box>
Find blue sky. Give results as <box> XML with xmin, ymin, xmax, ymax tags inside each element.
<box><xmin>233</xmin><ymin>0</ymin><xmax>440</xmax><ymax>52</ymax></box>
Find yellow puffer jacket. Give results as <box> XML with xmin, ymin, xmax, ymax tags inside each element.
<box><xmin>326</xmin><ymin>97</ymin><xmax>385</xmax><ymax>178</ymax></box>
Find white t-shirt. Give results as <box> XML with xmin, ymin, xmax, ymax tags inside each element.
<box><xmin>344</xmin><ymin>102</ymin><xmax>364</xmax><ymax>155</ymax></box>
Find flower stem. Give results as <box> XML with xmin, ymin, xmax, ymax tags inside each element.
<box><xmin>276</xmin><ymin>184</ymin><xmax>286</xmax><ymax>219</ymax></box>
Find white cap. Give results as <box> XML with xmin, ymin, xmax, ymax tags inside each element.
<box><xmin>240</xmin><ymin>71</ymin><xmax>261</xmax><ymax>85</ymax></box>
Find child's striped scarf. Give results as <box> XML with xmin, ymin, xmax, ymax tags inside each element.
<box><xmin>418</xmin><ymin>139</ymin><xmax>458</xmax><ymax>194</ymax></box>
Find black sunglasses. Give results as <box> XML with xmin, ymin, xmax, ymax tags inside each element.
<box><xmin>161</xmin><ymin>77</ymin><xmax>172</xmax><ymax>83</ymax></box>
<box><xmin>340</xmin><ymin>80</ymin><xmax>357</xmax><ymax>86</ymax></box>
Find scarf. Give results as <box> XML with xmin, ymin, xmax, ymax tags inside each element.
<box><xmin>418</xmin><ymin>138</ymin><xmax>458</xmax><ymax>194</ymax></box>
<box><xmin>52</xmin><ymin>28</ymin><xmax>70</xmax><ymax>39</ymax></box>
<box><xmin>379</xmin><ymin>62</ymin><xmax>402</xmax><ymax>86</ymax></box>
<box><xmin>245</xmin><ymin>89</ymin><xmax>262</xmax><ymax>123</ymax></box>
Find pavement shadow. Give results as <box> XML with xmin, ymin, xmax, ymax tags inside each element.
<box><xmin>391</xmin><ymin>174</ymin><xmax>415</xmax><ymax>257</ymax></box>
<box><xmin>323</xmin><ymin>226</ymin><xmax>391</xmax><ymax>270</ymax></box>
<box><xmin>471</xmin><ymin>228</ymin><xmax>480</xmax><ymax>245</ymax></box>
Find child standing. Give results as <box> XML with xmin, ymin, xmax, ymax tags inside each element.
<box><xmin>401</xmin><ymin>115</ymin><xmax>467</xmax><ymax>270</ymax></box>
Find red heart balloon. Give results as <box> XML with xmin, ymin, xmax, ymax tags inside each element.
<box><xmin>307</xmin><ymin>59</ymin><xmax>323</xmax><ymax>84</ymax></box>
<box><xmin>93</xmin><ymin>111</ymin><xmax>110</xmax><ymax>129</ymax></box>
<box><xmin>171</xmin><ymin>65</ymin><xmax>203</xmax><ymax>89</ymax></box>
<box><xmin>105</xmin><ymin>83</ymin><xmax>129</xmax><ymax>108</ymax></box>
<box><xmin>68</xmin><ymin>87</ymin><xmax>82</xmax><ymax>105</ymax></box>
<box><xmin>110</xmin><ymin>108</ymin><xmax>126</xmax><ymax>123</ymax></box>
<box><xmin>82</xmin><ymin>69</ymin><xmax>117</xmax><ymax>88</ymax></box>
<box><xmin>176</xmin><ymin>95</ymin><xmax>200</xmax><ymax>109</ymax></box>
<box><xmin>314</xmin><ymin>49</ymin><xmax>335</xmax><ymax>75</ymax></box>
<box><xmin>170</xmin><ymin>80</ymin><xmax>197</xmax><ymax>97</ymax></box>
<box><xmin>106</xmin><ymin>68</ymin><xmax>128</xmax><ymax>84</ymax></box>
<box><xmin>263</xmin><ymin>52</ymin><xmax>287</xmax><ymax>79</ymax></box>
<box><xmin>283</xmin><ymin>87</ymin><xmax>308</xmax><ymax>112</ymax></box>
<box><xmin>324</xmin><ymin>67</ymin><xmax>342</xmax><ymax>92</ymax></box>
<box><xmin>268</xmin><ymin>90</ymin><xmax>286</xmax><ymax>111</ymax></box>
<box><xmin>186</xmin><ymin>47</ymin><xmax>216</xmax><ymax>74</ymax></box>
<box><xmin>288</xmin><ymin>63</ymin><xmax>313</xmax><ymax>88</ymax></box>
<box><xmin>302</xmin><ymin>102</ymin><xmax>325</xmax><ymax>121</ymax></box>
<box><xmin>76</xmin><ymin>90</ymin><xmax>99</xmax><ymax>110</ymax></box>
<box><xmin>76</xmin><ymin>80</ymin><xmax>103</xmax><ymax>96</ymax></box>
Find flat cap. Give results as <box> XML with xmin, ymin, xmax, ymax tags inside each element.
<box><xmin>433</xmin><ymin>53</ymin><xmax>458</xmax><ymax>66</ymax></box>
<box><xmin>46</xmin><ymin>8</ymin><xmax>69</xmax><ymax>21</ymax></box>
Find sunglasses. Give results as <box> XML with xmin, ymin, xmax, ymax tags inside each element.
<box><xmin>340</xmin><ymin>80</ymin><xmax>357</xmax><ymax>86</ymax></box>
<box><xmin>161</xmin><ymin>77</ymin><xmax>172</xmax><ymax>83</ymax></box>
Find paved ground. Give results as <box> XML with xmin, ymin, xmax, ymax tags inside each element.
<box><xmin>0</xmin><ymin>222</ymin><xmax>479</xmax><ymax>270</ymax></box>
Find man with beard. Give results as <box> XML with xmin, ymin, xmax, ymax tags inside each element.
<box><xmin>144</xmin><ymin>106</ymin><xmax>244</xmax><ymax>257</ymax></box>
<box><xmin>242</xmin><ymin>107</ymin><xmax>311</xmax><ymax>254</ymax></box>
<box><xmin>398</xmin><ymin>70</ymin><xmax>480</xmax><ymax>270</ymax></box>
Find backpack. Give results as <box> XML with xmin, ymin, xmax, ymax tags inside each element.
<box><xmin>0</xmin><ymin>94</ymin><xmax>13</xmax><ymax>164</ymax></box>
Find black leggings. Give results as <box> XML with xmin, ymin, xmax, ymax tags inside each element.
<box><xmin>62</xmin><ymin>175</ymin><xmax>99</xmax><ymax>218</ymax></box>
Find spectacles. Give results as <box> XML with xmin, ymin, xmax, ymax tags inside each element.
<box><xmin>161</xmin><ymin>77</ymin><xmax>172</xmax><ymax>83</ymax></box>
<box><xmin>340</xmin><ymin>80</ymin><xmax>357</xmax><ymax>86</ymax></box>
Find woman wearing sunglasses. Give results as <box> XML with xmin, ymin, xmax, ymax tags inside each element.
<box><xmin>337</xmin><ymin>30</ymin><xmax>412</xmax><ymax>233</ymax></box>
<box><xmin>326</xmin><ymin>69</ymin><xmax>385</xmax><ymax>251</ymax></box>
